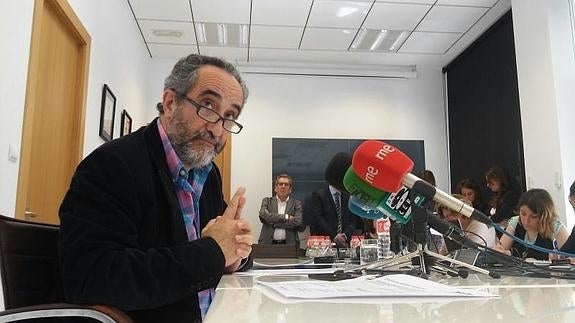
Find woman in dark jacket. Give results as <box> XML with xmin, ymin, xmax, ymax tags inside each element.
<box><xmin>485</xmin><ymin>166</ymin><xmax>520</xmax><ymax>228</ymax></box>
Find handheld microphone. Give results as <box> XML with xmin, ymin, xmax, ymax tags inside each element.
<box><xmin>352</xmin><ymin>140</ymin><xmax>493</xmax><ymax>226</ymax></box>
<box><xmin>343</xmin><ymin>166</ymin><xmax>426</xmax><ymax>224</ymax></box>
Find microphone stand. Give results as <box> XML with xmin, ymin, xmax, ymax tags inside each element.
<box><xmin>349</xmin><ymin>197</ymin><xmax>496</xmax><ymax>278</ymax></box>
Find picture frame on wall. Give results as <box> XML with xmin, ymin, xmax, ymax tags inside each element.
<box><xmin>120</xmin><ymin>110</ymin><xmax>132</xmax><ymax>136</ymax></box>
<box><xmin>99</xmin><ymin>84</ymin><xmax>116</xmax><ymax>141</ymax></box>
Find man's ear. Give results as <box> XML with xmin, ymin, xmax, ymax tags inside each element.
<box><xmin>162</xmin><ymin>90</ymin><xmax>177</xmax><ymax>117</ymax></box>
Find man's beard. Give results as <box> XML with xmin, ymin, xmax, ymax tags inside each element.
<box><xmin>167</xmin><ymin>106</ymin><xmax>225</xmax><ymax>169</ymax></box>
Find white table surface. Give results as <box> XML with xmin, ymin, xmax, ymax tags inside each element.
<box><xmin>205</xmin><ymin>260</ymin><xmax>575</xmax><ymax>323</ymax></box>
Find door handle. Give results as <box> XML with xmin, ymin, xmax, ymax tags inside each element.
<box><xmin>24</xmin><ymin>210</ymin><xmax>39</xmax><ymax>221</ymax></box>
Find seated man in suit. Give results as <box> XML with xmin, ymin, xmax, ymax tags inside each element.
<box><xmin>308</xmin><ymin>152</ymin><xmax>358</xmax><ymax>248</ymax></box>
<box><xmin>258</xmin><ymin>174</ymin><xmax>303</xmax><ymax>245</ymax></box>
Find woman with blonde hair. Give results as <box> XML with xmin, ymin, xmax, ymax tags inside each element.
<box><xmin>438</xmin><ymin>194</ymin><xmax>496</xmax><ymax>252</ymax></box>
<box><xmin>495</xmin><ymin>188</ymin><xmax>569</xmax><ymax>260</ymax></box>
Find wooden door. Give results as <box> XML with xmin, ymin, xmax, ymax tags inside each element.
<box><xmin>16</xmin><ymin>0</ymin><xmax>90</xmax><ymax>224</ymax></box>
<box><xmin>214</xmin><ymin>137</ymin><xmax>231</xmax><ymax>203</ymax></box>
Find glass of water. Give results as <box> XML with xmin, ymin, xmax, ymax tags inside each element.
<box><xmin>360</xmin><ymin>239</ymin><xmax>379</xmax><ymax>265</ymax></box>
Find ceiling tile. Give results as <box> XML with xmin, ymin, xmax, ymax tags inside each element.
<box><xmin>148</xmin><ymin>44</ymin><xmax>198</xmax><ymax>58</ymax></box>
<box><xmin>364</xmin><ymin>3</ymin><xmax>431</xmax><ymax>30</ymax></box>
<box><xmin>251</xmin><ymin>0</ymin><xmax>313</xmax><ymax>26</ymax></box>
<box><xmin>375</xmin><ymin>0</ymin><xmax>435</xmax><ymax>3</ymax></box>
<box><xmin>129</xmin><ymin>0</ymin><xmax>192</xmax><ymax>21</ymax></box>
<box><xmin>307</xmin><ymin>1</ymin><xmax>371</xmax><ymax>28</ymax></box>
<box><xmin>398</xmin><ymin>31</ymin><xmax>461</xmax><ymax>54</ymax></box>
<box><xmin>138</xmin><ymin>20</ymin><xmax>197</xmax><ymax>44</ymax></box>
<box><xmin>416</xmin><ymin>5</ymin><xmax>488</xmax><ymax>32</ymax></box>
<box><xmin>199</xmin><ymin>46</ymin><xmax>249</xmax><ymax>63</ymax></box>
<box><xmin>437</xmin><ymin>0</ymin><xmax>498</xmax><ymax>7</ymax></box>
<box><xmin>300</xmin><ymin>28</ymin><xmax>356</xmax><ymax>51</ymax></box>
<box><xmin>191</xmin><ymin>0</ymin><xmax>251</xmax><ymax>24</ymax></box>
<box><xmin>251</xmin><ymin>26</ymin><xmax>303</xmax><ymax>49</ymax></box>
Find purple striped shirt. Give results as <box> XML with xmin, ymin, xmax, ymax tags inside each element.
<box><xmin>157</xmin><ymin>120</ymin><xmax>214</xmax><ymax>319</ymax></box>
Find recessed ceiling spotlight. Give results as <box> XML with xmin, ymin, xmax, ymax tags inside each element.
<box><xmin>152</xmin><ymin>29</ymin><xmax>183</xmax><ymax>38</ymax></box>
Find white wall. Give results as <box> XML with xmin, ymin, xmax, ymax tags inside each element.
<box><xmin>512</xmin><ymin>0</ymin><xmax>575</xmax><ymax>227</ymax></box>
<box><xmin>68</xmin><ymin>0</ymin><xmax>151</xmax><ymax>155</ymax></box>
<box><xmin>0</xmin><ymin>0</ymin><xmax>35</xmax><ymax>218</ymax></box>
<box><xmin>0</xmin><ymin>0</ymin><xmax>151</xmax><ymax>217</ymax></box>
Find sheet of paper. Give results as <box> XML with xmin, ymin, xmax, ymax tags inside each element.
<box><xmin>258</xmin><ymin>274</ymin><xmax>495</xmax><ymax>299</ymax></box>
<box><xmin>235</xmin><ymin>267</ymin><xmax>338</xmax><ymax>276</ymax></box>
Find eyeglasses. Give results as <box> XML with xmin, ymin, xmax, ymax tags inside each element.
<box><xmin>178</xmin><ymin>95</ymin><xmax>243</xmax><ymax>134</ymax></box>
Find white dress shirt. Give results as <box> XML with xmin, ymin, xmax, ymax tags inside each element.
<box><xmin>273</xmin><ymin>196</ymin><xmax>289</xmax><ymax>241</ymax></box>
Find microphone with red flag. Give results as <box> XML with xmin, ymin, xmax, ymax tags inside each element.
<box><xmin>343</xmin><ymin>166</ymin><xmax>426</xmax><ymax>224</ymax></box>
<box><xmin>351</xmin><ymin>140</ymin><xmax>493</xmax><ymax>226</ymax></box>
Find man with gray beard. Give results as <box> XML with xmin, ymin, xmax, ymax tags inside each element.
<box><xmin>59</xmin><ymin>54</ymin><xmax>252</xmax><ymax>323</ymax></box>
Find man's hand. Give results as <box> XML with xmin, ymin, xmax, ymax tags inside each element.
<box><xmin>202</xmin><ymin>187</ymin><xmax>253</xmax><ymax>267</ymax></box>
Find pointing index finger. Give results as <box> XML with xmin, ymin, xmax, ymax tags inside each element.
<box><xmin>223</xmin><ymin>187</ymin><xmax>246</xmax><ymax>219</ymax></box>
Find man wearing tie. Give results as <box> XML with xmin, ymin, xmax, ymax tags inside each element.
<box><xmin>308</xmin><ymin>152</ymin><xmax>357</xmax><ymax>248</ymax></box>
<box><xmin>258</xmin><ymin>174</ymin><xmax>303</xmax><ymax>245</ymax></box>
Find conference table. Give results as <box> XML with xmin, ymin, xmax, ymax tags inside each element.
<box><xmin>204</xmin><ymin>259</ymin><xmax>575</xmax><ymax>323</ymax></box>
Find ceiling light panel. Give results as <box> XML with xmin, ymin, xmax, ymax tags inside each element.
<box><xmin>374</xmin><ymin>0</ymin><xmax>435</xmax><ymax>3</ymax></box>
<box><xmin>363</xmin><ymin>3</ymin><xmax>431</xmax><ymax>30</ymax></box>
<box><xmin>307</xmin><ymin>1</ymin><xmax>371</xmax><ymax>28</ymax></box>
<box><xmin>437</xmin><ymin>0</ymin><xmax>498</xmax><ymax>7</ymax></box>
<box><xmin>398</xmin><ymin>31</ymin><xmax>461</xmax><ymax>54</ymax></box>
<box><xmin>148</xmin><ymin>44</ymin><xmax>198</xmax><ymax>58</ymax></box>
<box><xmin>251</xmin><ymin>26</ymin><xmax>304</xmax><ymax>49</ymax></box>
<box><xmin>138</xmin><ymin>20</ymin><xmax>197</xmax><ymax>44</ymax></box>
<box><xmin>194</xmin><ymin>22</ymin><xmax>249</xmax><ymax>47</ymax></box>
<box><xmin>251</xmin><ymin>0</ymin><xmax>313</xmax><ymax>26</ymax></box>
<box><xmin>191</xmin><ymin>0</ymin><xmax>251</xmax><ymax>24</ymax></box>
<box><xmin>129</xmin><ymin>0</ymin><xmax>192</xmax><ymax>21</ymax></box>
<box><xmin>417</xmin><ymin>5</ymin><xmax>488</xmax><ymax>32</ymax></box>
<box><xmin>350</xmin><ymin>29</ymin><xmax>411</xmax><ymax>52</ymax></box>
<box><xmin>300</xmin><ymin>28</ymin><xmax>356</xmax><ymax>51</ymax></box>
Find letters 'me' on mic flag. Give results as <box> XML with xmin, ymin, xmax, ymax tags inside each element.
<box><xmin>351</xmin><ymin>140</ymin><xmax>414</xmax><ymax>193</ymax></box>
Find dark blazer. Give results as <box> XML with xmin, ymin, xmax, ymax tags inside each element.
<box><xmin>489</xmin><ymin>190</ymin><xmax>520</xmax><ymax>224</ymax></box>
<box><xmin>59</xmin><ymin>118</ymin><xmax>248</xmax><ymax>323</ymax></box>
<box><xmin>308</xmin><ymin>187</ymin><xmax>355</xmax><ymax>242</ymax></box>
<box><xmin>258</xmin><ymin>196</ymin><xmax>303</xmax><ymax>244</ymax></box>
<box><xmin>560</xmin><ymin>226</ymin><xmax>575</xmax><ymax>253</ymax></box>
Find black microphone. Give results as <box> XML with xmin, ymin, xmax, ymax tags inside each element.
<box><xmin>426</xmin><ymin>211</ymin><xmax>477</xmax><ymax>249</ymax></box>
<box><xmin>390</xmin><ymin>221</ymin><xmax>402</xmax><ymax>254</ymax></box>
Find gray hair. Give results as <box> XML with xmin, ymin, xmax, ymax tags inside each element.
<box><xmin>159</xmin><ymin>54</ymin><xmax>248</xmax><ymax>114</ymax></box>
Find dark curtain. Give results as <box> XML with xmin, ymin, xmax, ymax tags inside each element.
<box><xmin>444</xmin><ymin>10</ymin><xmax>525</xmax><ymax>203</ymax></box>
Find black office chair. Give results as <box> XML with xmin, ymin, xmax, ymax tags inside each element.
<box><xmin>0</xmin><ymin>214</ymin><xmax>132</xmax><ymax>322</ymax></box>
